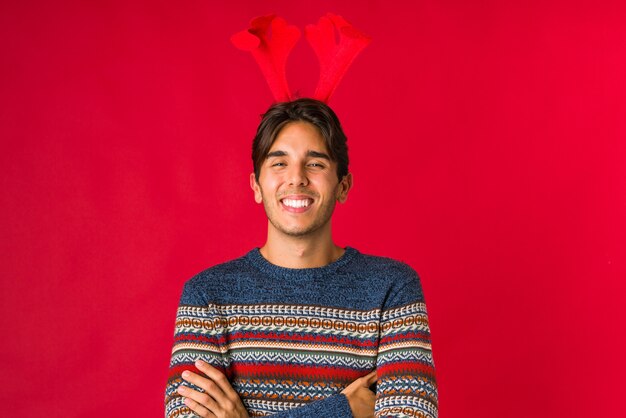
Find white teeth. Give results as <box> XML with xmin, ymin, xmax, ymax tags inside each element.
<box><xmin>282</xmin><ymin>199</ymin><xmax>311</xmax><ymax>208</ymax></box>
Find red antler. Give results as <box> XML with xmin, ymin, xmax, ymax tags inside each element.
<box><xmin>305</xmin><ymin>13</ymin><xmax>371</xmax><ymax>103</ymax></box>
<box><xmin>231</xmin><ymin>15</ymin><xmax>301</xmax><ymax>102</ymax></box>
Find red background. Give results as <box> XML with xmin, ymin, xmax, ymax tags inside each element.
<box><xmin>1</xmin><ymin>1</ymin><xmax>625</xmax><ymax>417</ymax></box>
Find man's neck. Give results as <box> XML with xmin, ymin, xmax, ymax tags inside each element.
<box><xmin>259</xmin><ymin>225</ymin><xmax>344</xmax><ymax>269</ymax></box>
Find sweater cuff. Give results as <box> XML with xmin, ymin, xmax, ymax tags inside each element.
<box><xmin>332</xmin><ymin>393</ymin><xmax>353</xmax><ymax>417</ymax></box>
<box><xmin>304</xmin><ymin>393</ymin><xmax>353</xmax><ymax>418</ymax></box>
<box><xmin>268</xmin><ymin>392</ymin><xmax>353</xmax><ymax>417</ymax></box>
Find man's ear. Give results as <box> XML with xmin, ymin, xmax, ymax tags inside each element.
<box><xmin>336</xmin><ymin>173</ymin><xmax>353</xmax><ymax>203</ymax></box>
<box><xmin>250</xmin><ymin>173</ymin><xmax>263</xmax><ymax>204</ymax></box>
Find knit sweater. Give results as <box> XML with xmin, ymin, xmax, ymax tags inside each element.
<box><xmin>165</xmin><ymin>247</ymin><xmax>438</xmax><ymax>418</ymax></box>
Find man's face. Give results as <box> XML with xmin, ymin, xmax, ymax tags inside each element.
<box><xmin>250</xmin><ymin>121</ymin><xmax>352</xmax><ymax>238</ymax></box>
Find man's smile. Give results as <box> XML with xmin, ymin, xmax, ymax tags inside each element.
<box><xmin>279</xmin><ymin>195</ymin><xmax>315</xmax><ymax>213</ymax></box>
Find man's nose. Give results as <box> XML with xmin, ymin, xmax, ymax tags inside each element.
<box><xmin>287</xmin><ymin>164</ymin><xmax>309</xmax><ymax>186</ymax></box>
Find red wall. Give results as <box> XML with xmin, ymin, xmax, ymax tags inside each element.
<box><xmin>1</xmin><ymin>1</ymin><xmax>624</xmax><ymax>417</ymax></box>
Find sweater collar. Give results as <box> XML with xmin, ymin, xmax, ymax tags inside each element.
<box><xmin>245</xmin><ymin>246</ymin><xmax>358</xmax><ymax>279</ymax></box>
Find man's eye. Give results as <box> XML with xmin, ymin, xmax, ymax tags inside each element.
<box><xmin>272</xmin><ymin>162</ymin><xmax>286</xmax><ymax>167</ymax></box>
<box><xmin>308</xmin><ymin>163</ymin><xmax>325</xmax><ymax>168</ymax></box>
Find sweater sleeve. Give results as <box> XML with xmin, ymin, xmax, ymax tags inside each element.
<box><xmin>164</xmin><ymin>281</ymin><xmax>354</xmax><ymax>418</ymax></box>
<box><xmin>374</xmin><ymin>269</ymin><xmax>438</xmax><ymax>418</ymax></box>
<box><xmin>164</xmin><ymin>281</ymin><xmax>225</xmax><ymax>418</ymax></box>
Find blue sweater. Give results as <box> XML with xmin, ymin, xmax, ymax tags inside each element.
<box><xmin>165</xmin><ymin>247</ymin><xmax>438</xmax><ymax>417</ymax></box>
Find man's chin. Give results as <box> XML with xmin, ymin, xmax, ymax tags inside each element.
<box><xmin>278</xmin><ymin>227</ymin><xmax>316</xmax><ymax>237</ymax></box>
<box><xmin>269</xmin><ymin>221</ymin><xmax>320</xmax><ymax>238</ymax></box>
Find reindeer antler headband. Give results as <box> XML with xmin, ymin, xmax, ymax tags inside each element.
<box><xmin>231</xmin><ymin>13</ymin><xmax>371</xmax><ymax>103</ymax></box>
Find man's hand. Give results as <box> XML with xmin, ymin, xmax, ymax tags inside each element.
<box><xmin>177</xmin><ymin>360</ymin><xmax>249</xmax><ymax>418</ymax></box>
<box><xmin>341</xmin><ymin>370</ymin><xmax>378</xmax><ymax>418</ymax></box>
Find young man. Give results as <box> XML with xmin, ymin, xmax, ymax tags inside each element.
<box><xmin>165</xmin><ymin>99</ymin><xmax>438</xmax><ymax>418</ymax></box>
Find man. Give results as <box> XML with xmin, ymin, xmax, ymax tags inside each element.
<box><xmin>165</xmin><ymin>99</ymin><xmax>438</xmax><ymax>418</ymax></box>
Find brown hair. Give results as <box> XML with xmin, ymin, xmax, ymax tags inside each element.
<box><xmin>252</xmin><ymin>98</ymin><xmax>349</xmax><ymax>182</ymax></box>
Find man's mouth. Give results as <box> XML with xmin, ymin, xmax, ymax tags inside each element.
<box><xmin>281</xmin><ymin>198</ymin><xmax>313</xmax><ymax>208</ymax></box>
<box><xmin>279</xmin><ymin>195</ymin><xmax>315</xmax><ymax>212</ymax></box>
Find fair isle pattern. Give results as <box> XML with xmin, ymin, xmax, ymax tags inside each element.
<box><xmin>243</xmin><ymin>399</ymin><xmax>325</xmax><ymax>416</ymax></box>
<box><xmin>171</xmin><ymin>351</ymin><xmax>377</xmax><ymax>370</ymax></box>
<box><xmin>376</xmin><ymin>302</ymin><xmax>437</xmax><ymax>418</ymax></box>
<box><xmin>166</xmin><ymin>303</ymin><xmax>380</xmax><ymax>417</ymax></box>
<box><xmin>166</xmin><ymin>301</ymin><xmax>436</xmax><ymax>418</ymax></box>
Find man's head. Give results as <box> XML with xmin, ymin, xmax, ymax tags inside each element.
<box><xmin>252</xmin><ymin>98</ymin><xmax>349</xmax><ymax>183</ymax></box>
<box><xmin>249</xmin><ymin>99</ymin><xmax>352</xmax><ymax>238</ymax></box>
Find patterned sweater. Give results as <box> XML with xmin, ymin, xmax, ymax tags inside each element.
<box><xmin>165</xmin><ymin>247</ymin><xmax>438</xmax><ymax>418</ymax></box>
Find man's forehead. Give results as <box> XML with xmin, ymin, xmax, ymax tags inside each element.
<box><xmin>264</xmin><ymin>121</ymin><xmax>333</xmax><ymax>160</ymax></box>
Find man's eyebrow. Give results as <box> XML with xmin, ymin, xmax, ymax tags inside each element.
<box><xmin>307</xmin><ymin>150</ymin><xmax>331</xmax><ymax>160</ymax></box>
<box><xmin>266</xmin><ymin>150</ymin><xmax>287</xmax><ymax>159</ymax></box>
